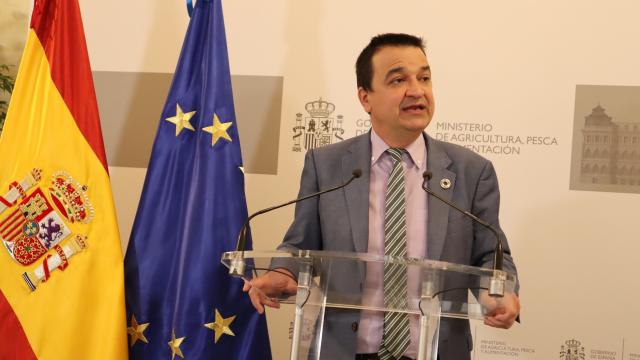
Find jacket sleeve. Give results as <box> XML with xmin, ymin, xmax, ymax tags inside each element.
<box><xmin>271</xmin><ymin>149</ymin><xmax>323</xmax><ymax>276</ymax></box>
<box><xmin>470</xmin><ymin>160</ymin><xmax>519</xmax><ymax>292</ymax></box>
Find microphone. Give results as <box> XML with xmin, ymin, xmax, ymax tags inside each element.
<box><xmin>228</xmin><ymin>168</ymin><xmax>363</xmax><ymax>277</ymax></box>
<box><xmin>421</xmin><ymin>171</ymin><xmax>506</xmax><ymax>296</ymax></box>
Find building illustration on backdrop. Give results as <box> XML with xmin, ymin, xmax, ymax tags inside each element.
<box><xmin>580</xmin><ymin>104</ymin><xmax>640</xmax><ymax>186</ymax></box>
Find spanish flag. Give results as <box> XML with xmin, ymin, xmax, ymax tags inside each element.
<box><xmin>0</xmin><ymin>0</ymin><xmax>127</xmax><ymax>358</ymax></box>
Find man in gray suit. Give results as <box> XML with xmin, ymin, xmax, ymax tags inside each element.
<box><xmin>244</xmin><ymin>33</ymin><xmax>520</xmax><ymax>360</ymax></box>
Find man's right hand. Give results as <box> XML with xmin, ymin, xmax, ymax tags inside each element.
<box><xmin>242</xmin><ymin>269</ymin><xmax>298</xmax><ymax>314</ymax></box>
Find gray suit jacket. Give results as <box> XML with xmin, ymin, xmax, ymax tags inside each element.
<box><xmin>278</xmin><ymin>132</ymin><xmax>517</xmax><ymax>360</ymax></box>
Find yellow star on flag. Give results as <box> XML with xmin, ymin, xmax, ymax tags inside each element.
<box><xmin>202</xmin><ymin>113</ymin><xmax>232</xmax><ymax>146</ymax></box>
<box><xmin>168</xmin><ymin>329</ymin><xmax>186</xmax><ymax>360</ymax></box>
<box><xmin>165</xmin><ymin>104</ymin><xmax>196</xmax><ymax>136</ymax></box>
<box><xmin>126</xmin><ymin>315</ymin><xmax>150</xmax><ymax>347</ymax></box>
<box><xmin>204</xmin><ymin>309</ymin><xmax>236</xmax><ymax>343</ymax></box>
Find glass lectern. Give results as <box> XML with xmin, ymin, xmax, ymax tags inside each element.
<box><xmin>222</xmin><ymin>250</ymin><xmax>517</xmax><ymax>360</ymax></box>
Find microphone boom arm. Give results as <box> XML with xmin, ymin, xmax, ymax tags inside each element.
<box><xmin>236</xmin><ymin>173</ymin><xmax>361</xmax><ymax>252</ymax></box>
<box><xmin>421</xmin><ymin>172</ymin><xmax>505</xmax><ymax>296</ymax></box>
<box><xmin>228</xmin><ymin>169</ymin><xmax>362</xmax><ymax>277</ymax></box>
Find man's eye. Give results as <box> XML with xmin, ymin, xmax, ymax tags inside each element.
<box><xmin>421</xmin><ymin>75</ymin><xmax>431</xmax><ymax>82</ymax></box>
<box><xmin>391</xmin><ymin>78</ymin><xmax>405</xmax><ymax>84</ymax></box>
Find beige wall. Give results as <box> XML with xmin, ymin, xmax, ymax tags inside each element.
<box><xmin>0</xmin><ymin>0</ymin><xmax>30</xmax><ymax>67</ymax></box>
<box><xmin>0</xmin><ymin>0</ymin><xmax>30</xmax><ymax>109</ymax></box>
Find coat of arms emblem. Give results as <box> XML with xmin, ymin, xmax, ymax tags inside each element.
<box><xmin>0</xmin><ymin>169</ymin><xmax>91</xmax><ymax>291</ymax></box>
<box><xmin>292</xmin><ymin>98</ymin><xmax>345</xmax><ymax>151</ymax></box>
<box><xmin>560</xmin><ymin>339</ymin><xmax>585</xmax><ymax>360</ymax></box>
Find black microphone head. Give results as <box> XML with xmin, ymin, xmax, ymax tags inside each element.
<box><xmin>352</xmin><ymin>169</ymin><xmax>362</xmax><ymax>178</ymax></box>
<box><xmin>422</xmin><ymin>171</ymin><xmax>433</xmax><ymax>181</ymax></box>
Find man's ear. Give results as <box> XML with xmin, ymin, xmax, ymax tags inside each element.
<box><xmin>358</xmin><ymin>87</ymin><xmax>372</xmax><ymax>114</ymax></box>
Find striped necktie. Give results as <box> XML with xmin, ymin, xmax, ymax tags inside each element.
<box><xmin>378</xmin><ymin>148</ymin><xmax>410</xmax><ymax>360</ymax></box>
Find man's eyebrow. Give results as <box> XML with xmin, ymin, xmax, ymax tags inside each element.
<box><xmin>384</xmin><ymin>66</ymin><xmax>406</xmax><ymax>80</ymax></box>
<box><xmin>384</xmin><ymin>65</ymin><xmax>431</xmax><ymax>80</ymax></box>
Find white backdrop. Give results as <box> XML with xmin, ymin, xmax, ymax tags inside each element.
<box><xmin>4</xmin><ymin>0</ymin><xmax>640</xmax><ymax>358</ymax></box>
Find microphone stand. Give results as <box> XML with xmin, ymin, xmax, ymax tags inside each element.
<box><xmin>228</xmin><ymin>169</ymin><xmax>362</xmax><ymax>277</ymax></box>
<box><xmin>421</xmin><ymin>171</ymin><xmax>505</xmax><ymax>296</ymax></box>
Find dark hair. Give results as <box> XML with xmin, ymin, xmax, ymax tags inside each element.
<box><xmin>355</xmin><ymin>33</ymin><xmax>426</xmax><ymax>91</ymax></box>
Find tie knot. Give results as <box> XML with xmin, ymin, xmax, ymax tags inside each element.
<box><xmin>386</xmin><ymin>148</ymin><xmax>405</xmax><ymax>162</ymax></box>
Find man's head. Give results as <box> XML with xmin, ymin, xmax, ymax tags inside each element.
<box><xmin>356</xmin><ymin>33</ymin><xmax>435</xmax><ymax>147</ymax></box>
<box><xmin>356</xmin><ymin>33</ymin><xmax>426</xmax><ymax>91</ymax></box>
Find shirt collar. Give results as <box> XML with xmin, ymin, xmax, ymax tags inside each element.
<box><xmin>370</xmin><ymin>128</ymin><xmax>426</xmax><ymax>169</ymax></box>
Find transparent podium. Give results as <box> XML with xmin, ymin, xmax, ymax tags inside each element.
<box><xmin>222</xmin><ymin>250</ymin><xmax>517</xmax><ymax>360</ymax></box>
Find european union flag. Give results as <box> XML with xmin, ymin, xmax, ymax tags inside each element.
<box><xmin>124</xmin><ymin>0</ymin><xmax>271</xmax><ymax>358</ymax></box>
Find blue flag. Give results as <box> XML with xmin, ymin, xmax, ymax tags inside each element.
<box><xmin>124</xmin><ymin>1</ymin><xmax>271</xmax><ymax>358</ymax></box>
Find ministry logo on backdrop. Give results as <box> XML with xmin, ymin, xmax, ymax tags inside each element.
<box><xmin>292</xmin><ymin>97</ymin><xmax>345</xmax><ymax>152</ymax></box>
<box><xmin>559</xmin><ymin>339</ymin><xmax>585</xmax><ymax>360</ymax></box>
<box><xmin>569</xmin><ymin>85</ymin><xmax>640</xmax><ymax>194</ymax></box>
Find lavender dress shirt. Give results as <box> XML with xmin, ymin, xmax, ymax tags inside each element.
<box><xmin>355</xmin><ymin>129</ymin><xmax>428</xmax><ymax>359</ymax></box>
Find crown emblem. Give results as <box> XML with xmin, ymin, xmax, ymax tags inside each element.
<box><xmin>305</xmin><ymin>98</ymin><xmax>335</xmax><ymax>118</ymax></box>
<box><xmin>48</xmin><ymin>171</ymin><xmax>94</xmax><ymax>224</ymax></box>
<box><xmin>565</xmin><ymin>339</ymin><xmax>581</xmax><ymax>348</ymax></box>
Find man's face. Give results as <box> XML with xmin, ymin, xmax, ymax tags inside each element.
<box><xmin>358</xmin><ymin>45</ymin><xmax>435</xmax><ymax>145</ymax></box>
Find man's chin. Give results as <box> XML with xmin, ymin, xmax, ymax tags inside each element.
<box><xmin>400</xmin><ymin>117</ymin><xmax>431</xmax><ymax>132</ymax></box>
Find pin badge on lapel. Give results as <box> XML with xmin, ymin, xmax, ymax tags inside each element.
<box><xmin>440</xmin><ymin>178</ymin><xmax>452</xmax><ymax>189</ymax></box>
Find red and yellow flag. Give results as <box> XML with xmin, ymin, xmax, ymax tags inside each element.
<box><xmin>0</xmin><ymin>0</ymin><xmax>127</xmax><ymax>358</ymax></box>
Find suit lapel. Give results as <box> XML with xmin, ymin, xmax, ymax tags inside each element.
<box><xmin>342</xmin><ymin>134</ymin><xmax>371</xmax><ymax>253</ymax></box>
<box><xmin>425</xmin><ymin>134</ymin><xmax>455</xmax><ymax>261</ymax></box>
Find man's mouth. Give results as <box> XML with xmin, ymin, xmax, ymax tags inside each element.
<box><xmin>402</xmin><ymin>104</ymin><xmax>427</xmax><ymax>112</ymax></box>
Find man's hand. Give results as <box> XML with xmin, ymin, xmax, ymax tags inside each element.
<box><xmin>480</xmin><ymin>292</ymin><xmax>520</xmax><ymax>329</ymax></box>
<box><xmin>242</xmin><ymin>269</ymin><xmax>298</xmax><ymax>314</ymax></box>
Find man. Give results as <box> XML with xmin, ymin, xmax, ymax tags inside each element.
<box><xmin>244</xmin><ymin>33</ymin><xmax>520</xmax><ymax>360</ymax></box>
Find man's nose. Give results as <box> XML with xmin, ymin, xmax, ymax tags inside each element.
<box><xmin>405</xmin><ymin>78</ymin><xmax>425</xmax><ymax>97</ymax></box>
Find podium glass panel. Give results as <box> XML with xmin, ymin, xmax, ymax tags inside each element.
<box><xmin>222</xmin><ymin>250</ymin><xmax>517</xmax><ymax>360</ymax></box>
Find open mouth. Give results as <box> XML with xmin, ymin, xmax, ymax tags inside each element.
<box><xmin>402</xmin><ymin>104</ymin><xmax>427</xmax><ymax>112</ymax></box>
